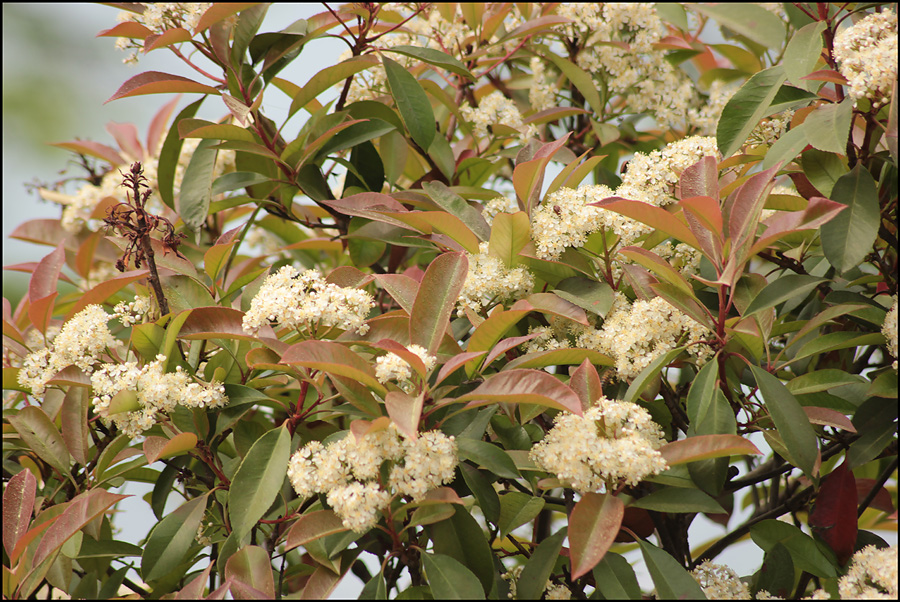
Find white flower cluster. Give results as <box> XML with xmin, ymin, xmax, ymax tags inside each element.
<box><xmin>113</xmin><ymin>295</ymin><xmax>152</xmax><ymax>327</ymax></box>
<box><xmin>460</xmin><ymin>91</ymin><xmax>537</xmax><ymax>144</ymax></box>
<box><xmin>481</xmin><ymin>196</ymin><xmax>518</xmax><ymax>226</ymax></box>
<box><xmin>501</xmin><ymin>565</ymin><xmax>571</xmax><ymax>600</ymax></box>
<box><xmin>747</xmin><ymin>109</ymin><xmax>795</xmax><ymax>148</ymax></box>
<box><xmin>458</xmin><ymin>242</ymin><xmax>534</xmax><ymax>315</ymax></box>
<box><xmin>834</xmin><ymin>9</ymin><xmax>898</xmax><ymax>107</ymax></box>
<box><xmin>287</xmin><ymin>423</ymin><xmax>458</xmax><ymax>532</ymax></box>
<box><xmin>836</xmin><ymin>545</ymin><xmax>898</xmax><ymax>599</ymax></box>
<box><xmin>691</xmin><ymin>561</ymin><xmax>751</xmax><ymax>600</ymax></box>
<box><xmin>242</xmin><ymin>266</ymin><xmax>375</xmax><ymax>337</ymax></box>
<box><xmin>688</xmin><ymin>80</ymin><xmax>739</xmax><ymax>136</ymax></box>
<box><xmin>883</xmin><ymin>295</ymin><xmax>898</xmax><ymax>371</ymax></box>
<box><xmin>375</xmin><ymin>344</ymin><xmax>436</xmax><ymax>393</ymax></box>
<box><xmin>532</xmin><ymin>137</ymin><xmax>718</xmax><ymax>261</ymax></box>
<box><xmin>530</xmin><ymin>396</ymin><xmax>668</xmax><ymax>492</ymax></box>
<box><xmin>577</xmin><ymin>296</ymin><xmax>714</xmax><ymax>381</ymax></box>
<box><xmin>17</xmin><ymin>305</ymin><xmax>117</xmax><ymax>398</ymax></box>
<box><xmin>115</xmin><ymin>4</ymin><xmax>212</xmax><ymax>63</ymax></box>
<box><xmin>529</xmin><ymin>56</ymin><xmax>559</xmax><ymax>113</ymax></box>
<box><xmin>91</xmin><ymin>354</ymin><xmax>227</xmax><ymax>438</ymax></box>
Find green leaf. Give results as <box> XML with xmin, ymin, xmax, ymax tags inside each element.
<box><xmin>456</xmin><ymin>439</ymin><xmax>520</xmax><ymax>479</ymax></box>
<box><xmin>639</xmin><ymin>539</ymin><xmax>707</xmax><ymax>599</ymax></box>
<box><xmin>749</xmin><ymin>519</ymin><xmax>837</xmax><ymax>578</ymax></box>
<box><xmin>428</xmin><ymin>506</ymin><xmax>495</xmax><ymax>595</ymax></box>
<box><xmin>743</xmin><ymin>275</ymin><xmax>828</xmax><ymax>316</ymax></box>
<box><xmin>141</xmin><ymin>494</ymin><xmax>208</xmax><ymax>582</ymax></box>
<box><xmin>409</xmin><ymin>252</ymin><xmax>468</xmax><ymax>356</ymax></box>
<box><xmin>762</xmin><ymin>121</ymin><xmax>811</xmax><ymax>171</ymax></box>
<box><xmin>498</xmin><ymin>492</ymin><xmax>544</xmax><ymax>539</ymax></box>
<box><xmin>800</xmin><ymin>149</ymin><xmax>847</xmax><ymax>197</ymax></box>
<box><xmin>692</xmin><ymin>4</ymin><xmax>787</xmax><ymax>49</ymax></box>
<box><xmin>423</xmin><ymin>181</ymin><xmax>491</xmax><ymax>242</ymax></box>
<box><xmin>787</xmin><ymin>370</ymin><xmax>865</xmax><ymax>395</ymax></box>
<box><xmin>686</xmin><ymin>361</ymin><xmax>719</xmax><ymax>426</ymax></box>
<box><xmin>315</xmin><ymin>119</ymin><xmax>396</xmax><ymax>161</ymax></box>
<box><xmin>718</xmin><ymin>66</ymin><xmax>787</xmax><ymax>159</ymax></box>
<box><xmin>178</xmin><ymin>138</ymin><xmax>219</xmax><ymax>233</ymax></box>
<box><xmin>488</xmin><ymin>211</ymin><xmax>531</xmax><ymax>268</ymax></box>
<box><xmin>624</xmin><ymin>347</ymin><xmax>687</xmax><ymax>403</ymax></box>
<box><xmin>517</xmin><ymin>528</ymin><xmax>567</xmax><ymax>600</ymax></box>
<box><xmin>593</xmin><ymin>553</ymin><xmax>642</xmax><ymax>600</ymax></box>
<box><xmin>459</xmin><ymin>464</ymin><xmax>500</xmax><ymax>525</ymax></box>
<box><xmin>543</xmin><ymin>53</ymin><xmax>604</xmax><ymax>116</ymax></box>
<box><xmin>569</xmin><ymin>493</ymin><xmax>623</xmax><ymax>579</ymax></box>
<box><xmin>228</xmin><ymin>425</ymin><xmax>291</xmax><ymax>540</ymax></box>
<box><xmin>784</xmin><ymin>21</ymin><xmax>827</xmax><ymax>90</ymax></box>
<box><xmin>820</xmin><ymin>164</ymin><xmax>880</xmax><ymax>273</ymax></box>
<box><xmin>632</xmin><ymin>488</ymin><xmax>725</xmax><ymax>514</ymax></box>
<box><xmin>382</xmin><ymin>56</ymin><xmax>435</xmax><ymax>151</ymax></box>
<box><xmin>553</xmin><ymin>277</ymin><xmax>615</xmax><ymax>317</ymax></box>
<box><xmin>383</xmin><ymin>45</ymin><xmax>474</xmax><ymax>79</ymax></box>
<box><xmin>750</xmin><ymin>365</ymin><xmax>819</xmax><ymax>478</ymax></box>
<box><xmin>288</xmin><ymin>55</ymin><xmax>378</xmax><ymax>116</ymax></box>
<box><xmin>8</xmin><ymin>407</ymin><xmax>71</xmax><ymax>481</ymax></box>
<box><xmin>805</xmin><ymin>99</ymin><xmax>853</xmax><ymax>153</ymax></box>
<box><xmin>795</xmin><ymin>331</ymin><xmax>884</xmax><ymax>360</ymax></box>
<box><xmin>421</xmin><ymin>553</ymin><xmax>485</xmax><ymax>600</ymax></box>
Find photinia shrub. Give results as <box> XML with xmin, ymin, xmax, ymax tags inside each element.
<box><xmin>3</xmin><ymin>3</ymin><xmax>897</xmax><ymax>600</ymax></box>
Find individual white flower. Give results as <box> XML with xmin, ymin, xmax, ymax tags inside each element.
<box><xmin>837</xmin><ymin>545</ymin><xmax>898</xmax><ymax>599</ymax></box>
<box><xmin>242</xmin><ymin>266</ymin><xmax>375</xmax><ymax>337</ymax></box>
<box><xmin>544</xmin><ymin>582</ymin><xmax>572</xmax><ymax>600</ymax></box>
<box><xmin>833</xmin><ymin>9</ymin><xmax>898</xmax><ymax>107</ymax></box>
<box><xmin>530</xmin><ymin>396</ymin><xmax>668</xmax><ymax>492</ymax></box>
<box><xmin>883</xmin><ymin>295</ymin><xmax>898</xmax><ymax>371</ymax></box>
<box><xmin>458</xmin><ymin>242</ymin><xmax>534</xmax><ymax>315</ymax></box>
<box><xmin>691</xmin><ymin>561</ymin><xmax>751</xmax><ymax>600</ymax></box>
<box><xmin>113</xmin><ymin>295</ymin><xmax>152</xmax><ymax>327</ymax></box>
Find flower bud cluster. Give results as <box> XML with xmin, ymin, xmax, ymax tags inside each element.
<box><xmin>834</xmin><ymin>9</ymin><xmax>898</xmax><ymax>107</ymax></box>
<box><xmin>242</xmin><ymin>266</ymin><xmax>375</xmax><ymax>337</ymax></box>
<box><xmin>883</xmin><ymin>295</ymin><xmax>898</xmax><ymax>371</ymax></box>
<box><xmin>287</xmin><ymin>423</ymin><xmax>457</xmax><ymax>533</ymax></box>
<box><xmin>691</xmin><ymin>560</ymin><xmax>751</xmax><ymax>600</ymax></box>
<box><xmin>90</xmin><ymin>354</ymin><xmax>227</xmax><ymax>438</ymax></box>
<box><xmin>530</xmin><ymin>396</ymin><xmax>668</xmax><ymax>492</ymax></box>
<box><xmin>17</xmin><ymin>305</ymin><xmax>117</xmax><ymax>398</ymax></box>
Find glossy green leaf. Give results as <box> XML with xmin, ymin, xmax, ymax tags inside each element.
<box><xmin>624</xmin><ymin>347</ymin><xmax>686</xmax><ymax>403</ymax></box>
<box><xmin>639</xmin><ymin>539</ymin><xmax>707</xmax><ymax>599</ymax></box>
<box><xmin>141</xmin><ymin>495</ymin><xmax>208</xmax><ymax>582</ymax></box>
<box><xmin>543</xmin><ymin>53</ymin><xmax>604</xmax><ymax>116</ymax></box>
<box><xmin>382</xmin><ymin>56</ymin><xmax>435</xmax><ymax>151</ymax></box>
<box><xmin>762</xmin><ymin>121</ymin><xmax>811</xmax><ymax>171</ymax></box>
<box><xmin>8</xmin><ymin>407</ymin><xmax>71</xmax><ymax>480</ymax></box>
<box><xmin>784</xmin><ymin>21</ymin><xmax>826</xmax><ymax>90</ymax></box>
<box><xmin>593</xmin><ymin>552</ymin><xmax>642</xmax><ymax>600</ymax></box>
<box><xmin>692</xmin><ymin>4</ymin><xmax>786</xmax><ymax>48</ymax></box>
<box><xmin>632</xmin><ymin>488</ymin><xmax>725</xmax><ymax>514</ymax></box>
<box><xmin>794</xmin><ymin>331</ymin><xmax>884</xmax><ymax>360</ymax></box>
<box><xmin>498</xmin><ymin>491</ymin><xmax>545</xmax><ymax>539</ymax></box>
<box><xmin>288</xmin><ymin>55</ymin><xmax>378</xmax><ymax>116</ymax></box>
<box><xmin>553</xmin><ymin>277</ymin><xmax>614</xmax><ymax>317</ymax></box>
<box><xmin>428</xmin><ymin>506</ymin><xmax>495</xmax><ymax>595</ymax></box>
<box><xmin>178</xmin><ymin>138</ymin><xmax>219</xmax><ymax>233</ymax></box>
<box><xmin>228</xmin><ymin>425</ymin><xmax>291</xmax><ymax>540</ymax></box>
<box><xmin>459</xmin><ymin>464</ymin><xmax>500</xmax><ymax>525</ymax></box>
<box><xmin>750</xmin><ymin>365</ymin><xmax>819</xmax><ymax>478</ymax></box>
<box><xmin>743</xmin><ymin>275</ymin><xmax>828</xmax><ymax>316</ymax></box>
<box><xmin>383</xmin><ymin>45</ymin><xmax>473</xmax><ymax>79</ymax></box>
<box><xmin>225</xmin><ymin>545</ymin><xmax>275</xmax><ymax>599</ymax></box>
<box><xmin>718</xmin><ymin>66</ymin><xmax>787</xmax><ymax>159</ymax></box>
<box><xmin>686</xmin><ymin>360</ymin><xmax>720</xmax><ymax>426</ymax></box>
<box><xmin>516</xmin><ymin>527</ymin><xmax>567</xmax><ymax>600</ymax></box>
<box><xmin>805</xmin><ymin>99</ymin><xmax>853</xmax><ymax>154</ymax></box>
<box><xmin>178</xmin><ymin>118</ymin><xmax>256</xmax><ymax>143</ymax></box>
<box><xmin>569</xmin><ymin>493</ymin><xmax>623</xmax><ymax>579</ymax></box>
<box><xmin>421</xmin><ymin>553</ymin><xmax>484</xmax><ymax>600</ymax></box>
<box><xmin>820</xmin><ymin>164</ymin><xmax>880</xmax><ymax>273</ymax></box>
<box><xmin>410</xmin><ymin>252</ymin><xmax>468</xmax><ymax>356</ymax></box>
<box><xmin>749</xmin><ymin>519</ymin><xmax>837</xmax><ymax>578</ymax></box>
<box><xmin>456</xmin><ymin>439</ymin><xmax>520</xmax><ymax>479</ymax></box>
<box><xmin>423</xmin><ymin>181</ymin><xmax>490</xmax><ymax>241</ymax></box>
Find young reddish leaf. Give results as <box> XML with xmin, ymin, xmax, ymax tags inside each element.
<box><xmin>569</xmin><ymin>493</ymin><xmax>624</xmax><ymax>579</ymax></box>
<box><xmin>27</xmin><ymin>293</ymin><xmax>57</xmax><ymax>336</ymax></box>
<box><xmin>8</xmin><ymin>407</ymin><xmax>71</xmax><ymax>480</ymax></box>
<box><xmin>194</xmin><ymin>3</ymin><xmax>257</xmax><ymax>34</ymax></box>
<box><xmin>97</xmin><ymin>21</ymin><xmax>152</xmax><ymax>40</ymax></box>
<box><xmin>225</xmin><ymin>545</ymin><xmax>276</xmax><ymax>600</ymax></box>
<box><xmin>175</xmin><ymin>562</ymin><xmax>214</xmax><ymax>601</ymax></box>
<box><xmin>386</xmin><ymin>391</ymin><xmax>424</xmax><ymax>440</ymax></box>
<box><xmin>681</xmin><ymin>195</ymin><xmax>724</xmax><ymax>265</ymax></box>
<box><xmin>74</xmin><ymin>230</ymin><xmax>103</xmax><ymax>280</ymax></box>
<box><xmin>375</xmin><ymin>274</ymin><xmax>419</xmax><ymax>314</ymax></box>
<box><xmin>802</xmin><ymin>69</ymin><xmax>848</xmax><ymax>85</ymax></box>
<box><xmin>28</xmin><ymin>243</ymin><xmax>65</xmax><ymax>304</ymax></box>
<box><xmin>409</xmin><ymin>252</ymin><xmax>468</xmax><ymax>356</ymax></box>
<box><xmin>106</xmin><ymin>71</ymin><xmax>221</xmax><ymax>103</ymax></box>
<box><xmin>32</xmin><ymin>489</ymin><xmax>129</xmax><ymax>567</ymax></box>
<box><xmin>619</xmin><ymin>246</ymin><xmax>694</xmax><ymax>298</ymax></box>
<box><xmin>591</xmin><ymin>197</ymin><xmax>700</xmax><ymax>248</ymax></box>
<box><xmin>682</xmin><ymin>156</ymin><xmax>720</xmax><ymax>199</ymax></box>
<box><xmin>49</xmin><ymin>139</ymin><xmax>125</xmax><ymax>165</ymax></box>
<box><xmin>723</xmin><ymin>164</ymin><xmax>779</xmax><ymax>259</ymax></box>
<box><xmin>660</xmin><ymin>434</ymin><xmax>762</xmax><ymax>466</ymax></box>
<box><xmin>856</xmin><ymin>479</ymin><xmax>896</xmax><ymax>514</ymax></box>
<box><xmin>301</xmin><ymin>565</ymin><xmax>345</xmax><ymax>600</ymax></box>
<box><xmin>281</xmin><ymin>340</ymin><xmax>387</xmax><ymax>397</ymax></box>
<box><xmin>66</xmin><ymin>269</ymin><xmax>149</xmax><ymax>320</ymax></box>
<box><xmin>2</xmin><ymin>468</ymin><xmax>36</xmax><ymax>557</ymax></box>
<box><xmin>179</xmin><ymin>118</ymin><xmax>257</xmax><ymax>143</ymax></box>
<box><xmin>144</xmin><ymin>27</ymin><xmax>192</xmax><ymax>52</ymax></box>
<box><xmin>502</xmin><ymin>348</ymin><xmax>613</xmax><ymax>372</ymax></box>
<box><xmin>513</xmin><ymin>134</ymin><xmax>570</xmax><ymax>214</ymax></box>
<box><xmin>482</xmin><ymin>333</ymin><xmax>542</xmax><ymax>369</ymax></box>
<box><xmin>750</xmin><ymin>196</ymin><xmax>846</xmax><ymax>256</ymax></box>
<box><xmin>285</xmin><ymin>510</ymin><xmax>348</xmax><ymax>551</ymax></box>
<box><xmin>570</xmin><ymin>358</ymin><xmax>604</xmax><ymax>412</ymax></box>
<box><xmin>465</xmin><ymin>306</ymin><xmax>532</xmax><ymax>376</ymax></box>
<box><xmin>453</xmin><ymin>369</ymin><xmax>583</xmax><ymax>415</ymax></box>
<box><xmin>106</xmin><ymin>121</ymin><xmax>144</xmax><ymax>160</ymax></box>
<box><xmin>809</xmin><ymin>461</ymin><xmax>857</xmax><ymax>565</ymax></box>
<box><xmin>373</xmin><ymin>339</ymin><xmax>428</xmax><ymax>378</ymax></box>
<box><xmin>516</xmin><ymin>292</ymin><xmax>589</xmax><ymax>326</ymax></box>
<box><xmin>60</xmin><ymin>387</ymin><xmax>90</xmax><ymax>467</ymax></box>
<box><xmin>147</xmin><ymin>95</ymin><xmax>182</xmax><ymax>155</ymax></box>
<box><xmin>204</xmin><ymin>241</ymin><xmax>237</xmax><ymax>282</ymax></box>
<box><xmin>802</xmin><ymin>407</ymin><xmax>856</xmax><ymax>433</ymax></box>
<box><xmin>435</xmin><ymin>351</ymin><xmax>487</xmax><ymax>385</ymax></box>
<box><xmin>142</xmin><ymin>432</ymin><xmax>198</xmax><ymax>464</ymax></box>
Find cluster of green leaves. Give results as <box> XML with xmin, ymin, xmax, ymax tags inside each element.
<box><xmin>3</xmin><ymin>3</ymin><xmax>897</xmax><ymax>600</ymax></box>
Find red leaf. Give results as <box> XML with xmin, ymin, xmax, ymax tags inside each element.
<box><xmin>453</xmin><ymin>369</ymin><xmax>583</xmax><ymax>415</ymax></box>
<box><xmin>28</xmin><ymin>244</ymin><xmax>65</xmax><ymax>303</ymax></box>
<box><xmin>660</xmin><ymin>434</ymin><xmax>762</xmax><ymax>466</ymax></box>
<box><xmin>106</xmin><ymin>71</ymin><xmax>221</xmax><ymax>103</ymax></box>
<box><xmin>569</xmin><ymin>493</ymin><xmax>624</xmax><ymax>579</ymax></box>
<box><xmin>809</xmin><ymin>461</ymin><xmax>857</xmax><ymax>565</ymax></box>
<box><xmin>106</xmin><ymin>121</ymin><xmax>144</xmax><ymax>161</ymax></box>
<box><xmin>615</xmin><ymin>506</ymin><xmax>655</xmax><ymax>542</ymax></box>
<box><xmin>856</xmin><ymin>479</ymin><xmax>896</xmax><ymax>514</ymax></box>
<box><xmin>2</xmin><ymin>469</ymin><xmax>36</xmax><ymax>557</ymax></box>
<box><xmin>569</xmin><ymin>359</ymin><xmax>603</xmax><ymax>412</ymax></box>
<box><xmin>49</xmin><ymin>141</ymin><xmax>126</xmax><ymax>166</ymax></box>
<box><xmin>96</xmin><ymin>21</ymin><xmax>152</xmax><ymax>40</ymax></box>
